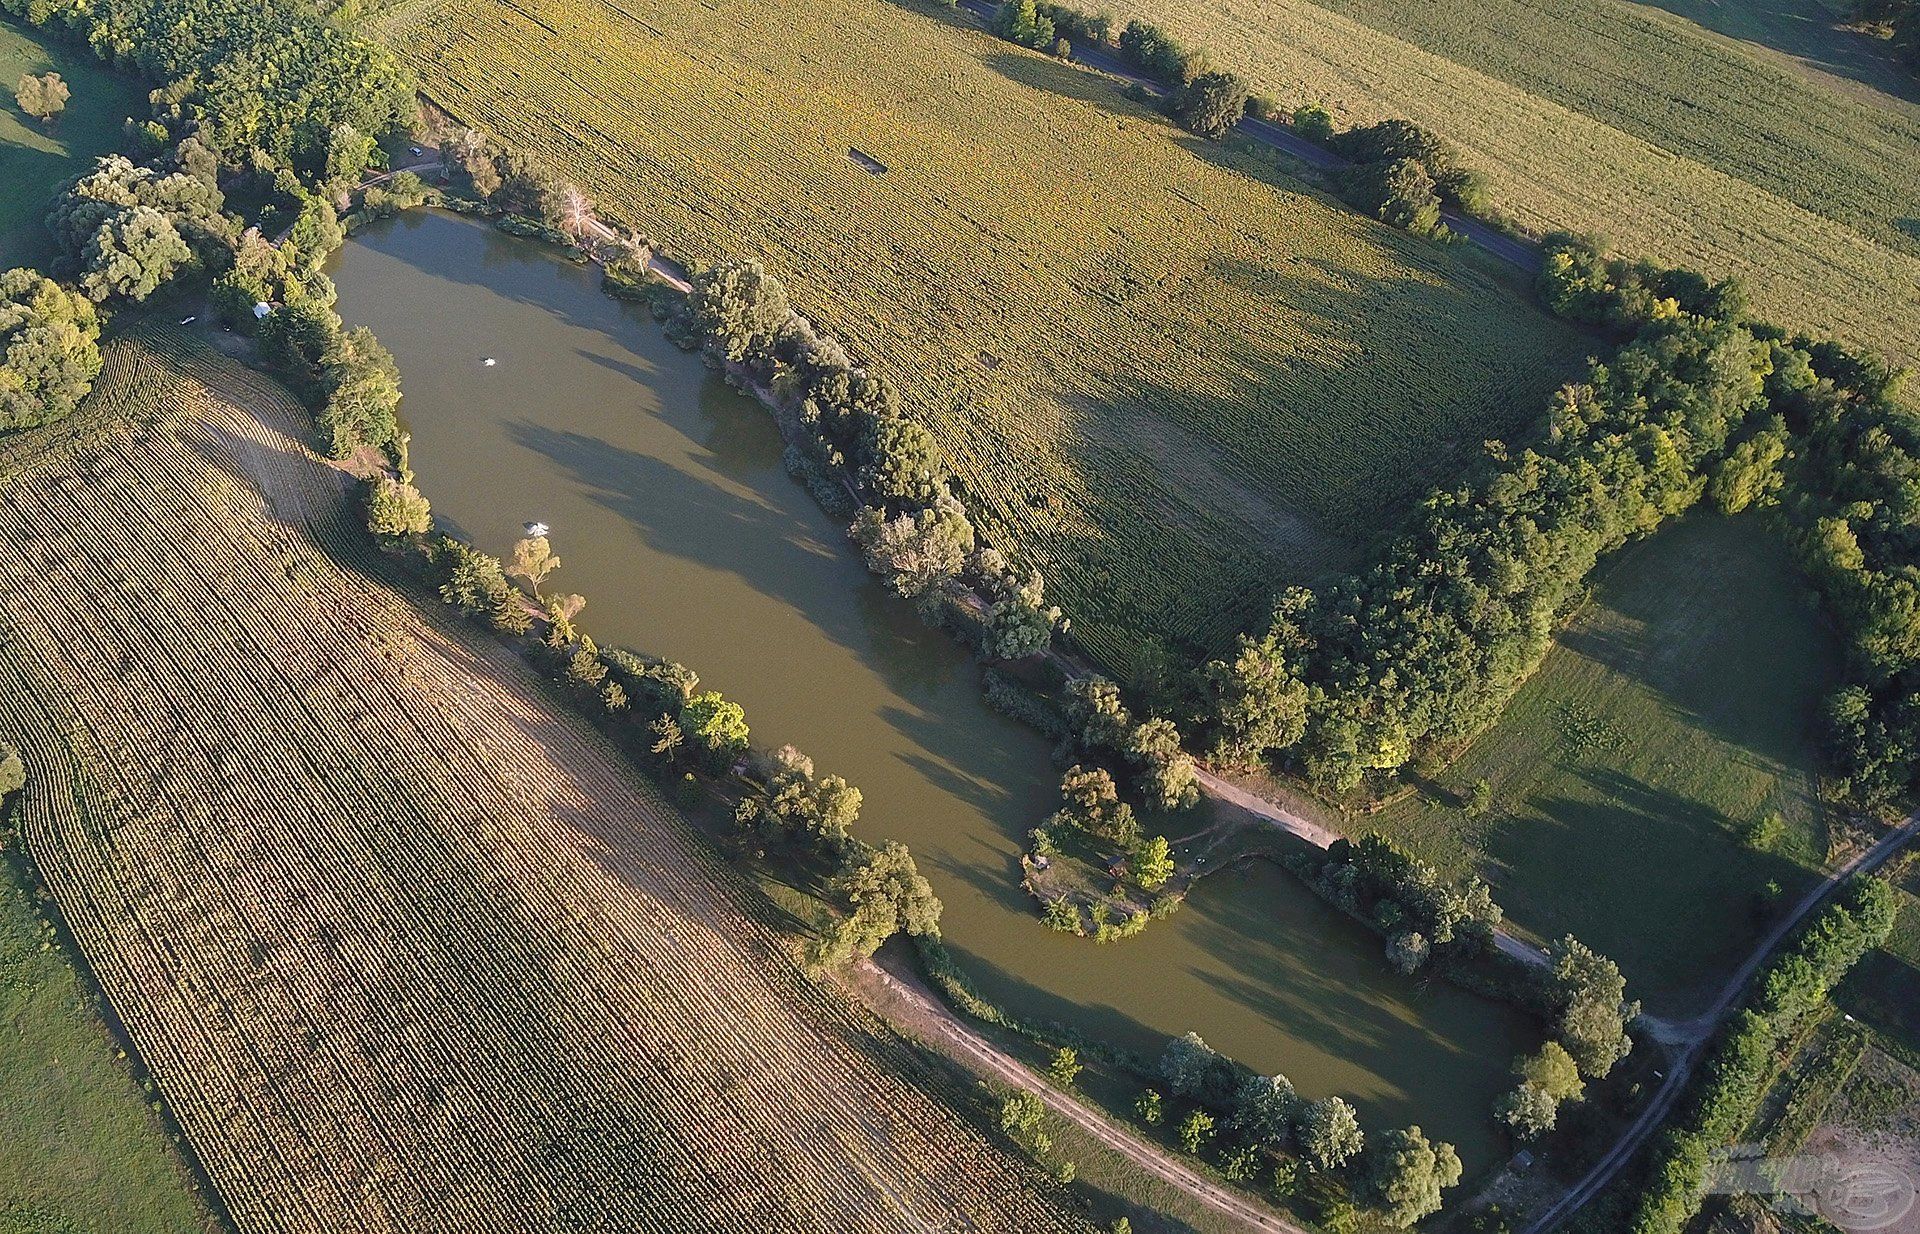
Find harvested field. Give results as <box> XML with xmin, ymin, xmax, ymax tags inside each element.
<box><xmin>372</xmin><ymin>0</ymin><xmax>1590</xmax><ymax>674</ymax></box>
<box><xmin>0</xmin><ymin>330</ymin><xmax>1087</xmax><ymax>1234</ymax></box>
<box><xmin>1105</xmin><ymin>0</ymin><xmax>1920</xmax><ymax>364</ymax></box>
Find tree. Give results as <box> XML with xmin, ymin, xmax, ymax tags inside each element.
<box><xmin>1201</xmin><ymin>630</ymin><xmax>1308</xmax><ymax>766</ymax></box>
<box><xmin>510</xmin><ymin>535</ymin><xmax>561</xmax><ymax>598</ymax></box>
<box><xmin>807</xmin><ymin>841</ymin><xmax>942</xmax><ymax>968</ymax></box>
<box><xmin>649</xmin><ymin>715</ymin><xmax>684</xmax><ymax>762</ymax></box>
<box><xmin>1463</xmin><ymin>779</ymin><xmax>1492</xmax><ymax>816</ymax></box>
<box><xmin>1047</xmin><ymin>1047</ymin><xmax>1082</xmax><ymax>1087</ymax></box>
<box><xmin>1174</xmin><ymin>71</ymin><xmax>1248</xmax><ymax>139</ymax></box>
<box><xmin>998</xmin><ymin>1090</ymin><xmax>1052</xmax><ymax>1156</ymax></box>
<box><xmin>678</xmin><ymin>692</ymin><xmax>749</xmax><ymax>765</ymax></box>
<box><xmin>0</xmin><ymin>744</ymin><xmax>23</xmax><ymax>797</ymax></box>
<box><xmin>1343</xmin><ymin>158</ymin><xmax>1441</xmax><ymax>235</ymax></box>
<box><xmin>1385</xmin><ymin>930</ymin><xmax>1429</xmax><ymax>974</ymax></box>
<box><xmin>1299</xmin><ymin>1096</ymin><xmax>1364</xmax><ymax>1170</ymax></box>
<box><xmin>322</xmin><ymin>122</ymin><xmax>378</xmax><ymax>190</ymax></box>
<box><xmin>993</xmin><ymin>0</ymin><xmax>1056</xmax><ymax>49</ymax></box>
<box><xmin>317</xmin><ymin>326</ymin><xmax>403</xmax><ymax>457</ymax></box>
<box><xmin>1159</xmin><ymin>1031</ymin><xmax>1238</xmax><ymax>1107</ymax></box>
<box><xmin>1065</xmin><ymin>675</ymin><xmax>1133</xmax><ymax>751</ymax></box>
<box><xmin>1549</xmin><ymin>936</ymin><xmax>1638</xmax><ymax>1079</ymax></box>
<box><xmin>1520</xmin><ymin>1041</ymin><xmax>1585</xmax><ymax>1103</ymax></box>
<box><xmin>686</xmin><ymin>260</ymin><xmax>790</xmax><ymax>366</ymax></box>
<box><xmin>0</xmin><ymin>268</ymin><xmax>102</xmax><ymax>430</ymax></box>
<box><xmin>1364</xmin><ymin>1126</ymin><xmax>1461</xmax><ymax>1227</ymax></box>
<box><xmin>1134</xmin><ymin>1087</ymin><xmax>1164</xmax><ymax>1124</ymax></box>
<box><xmin>850</xmin><ymin>496</ymin><xmax>976</xmax><ymax>598</ymax></box>
<box><xmin>1292</xmin><ymin>103</ymin><xmax>1335</xmax><ymax>142</ymax></box>
<box><xmin>1132</xmin><ymin>835</ymin><xmax>1174</xmax><ymax>890</ymax></box>
<box><xmin>1177</xmin><ymin>1109</ymin><xmax>1215</xmax><ymax>1155</ymax></box>
<box><xmin>363</xmin><ymin>477</ymin><xmax>431</xmax><ymax>537</ymax></box>
<box><xmin>78</xmin><ymin>206</ymin><xmax>190</xmax><ymax>303</ymax></box>
<box><xmin>1494</xmin><ymin>1082</ymin><xmax>1558</xmax><ymax>1141</ymax></box>
<box><xmin>1126</xmin><ymin>717</ymin><xmax>1199</xmax><ymax>810</ymax></box>
<box><xmin>14</xmin><ymin>72</ymin><xmax>69</xmax><ymax>123</ymax></box>
<box><xmin>1231</xmin><ymin>1073</ymin><xmax>1297</xmax><ymax>1149</ymax></box>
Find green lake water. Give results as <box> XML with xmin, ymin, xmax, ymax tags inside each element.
<box><xmin>329</xmin><ymin>209</ymin><xmax>1530</xmax><ymax>1170</ymax></box>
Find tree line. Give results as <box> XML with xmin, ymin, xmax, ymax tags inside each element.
<box><xmin>983</xmin><ymin>2</ymin><xmax>1500</xmax><ymax>238</ymax></box>
<box><xmin>1595</xmin><ymin>877</ymin><xmax>1896</xmax><ymax>1233</ymax></box>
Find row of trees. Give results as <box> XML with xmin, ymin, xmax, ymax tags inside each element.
<box><xmin>1153</xmin><ymin>1032</ymin><xmax>1462</xmax><ymax>1227</ymax></box>
<box><xmin>673</xmin><ymin>259</ymin><xmax>1069</xmax><ymax>660</ymax></box>
<box><xmin>1612</xmin><ymin>877</ymin><xmax>1896</xmax><ymax>1234</ymax></box>
<box><xmin>1193</xmin><ymin>237</ymin><xmax>1774</xmax><ymax>793</ymax></box>
<box><xmin>1538</xmin><ymin>235</ymin><xmax>1920</xmax><ymax>807</ymax></box>
<box><xmin>1302</xmin><ymin>835</ymin><xmax>1638</xmax><ymax>1094</ymax></box>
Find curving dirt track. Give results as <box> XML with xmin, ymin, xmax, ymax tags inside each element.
<box><xmin>0</xmin><ymin>333</ymin><xmax>1087</xmax><ymax>1234</ymax></box>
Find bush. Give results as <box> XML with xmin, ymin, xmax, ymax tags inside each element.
<box><xmin>1174</xmin><ymin>71</ymin><xmax>1249</xmax><ymax>139</ymax></box>
<box><xmin>363</xmin><ymin>476</ymin><xmax>431</xmax><ymax>538</ymax></box>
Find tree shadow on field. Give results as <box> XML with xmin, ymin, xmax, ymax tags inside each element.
<box><xmin>1490</xmin><ymin>767</ymin><xmax>1818</xmax><ymax>1017</ymax></box>
<box><xmin>1551</xmin><ymin>514</ymin><xmax>1838</xmax><ymax>772</ymax></box>
<box><xmin>1623</xmin><ymin>0</ymin><xmax>1920</xmax><ymax>102</ymax></box>
<box><xmin>1025</xmin><ymin>239</ymin><xmax>1577</xmax><ymax>669</ymax></box>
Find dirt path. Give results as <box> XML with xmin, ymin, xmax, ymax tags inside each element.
<box><xmin>861</xmin><ymin>952</ymin><xmax>1309</xmax><ymax>1234</ymax></box>
<box><xmin>1523</xmin><ymin>809</ymin><xmax>1920</xmax><ymax>1233</ymax></box>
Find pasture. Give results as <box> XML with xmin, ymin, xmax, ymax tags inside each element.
<box><xmin>0</xmin><ymin>850</ymin><xmax>216</xmax><ymax>1232</ymax></box>
<box><xmin>1361</xmin><ymin>515</ymin><xmax>1838</xmax><ymax>1017</ymax></box>
<box><xmin>372</xmin><ymin>0</ymin><xmax>1589</xmax><ymax>674</ymax></box>
<box><xmin>0</xmin><ymin>19</ymin><xmax>144</xmax><ymax>270</ymax></box>
<box><xmin>1104</xmin><ymin>0</ymin><xmax>1920</xmax><ymax>365</ymax></box>
<box><xmin>0</xmin><ymin>330</ymin><xmax>1084</xmax><ymax>1234</ymax></box>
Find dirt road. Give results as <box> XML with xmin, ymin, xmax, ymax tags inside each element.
<box><xmin>1523</xmin><ymin>810</ymin><xmax>1920</xmax><ymax>1233</ymax></box>
<box><xmin>863</xmin><ymin>954</ymin><xmax>1309</xmax><ymax>1234</ymax></box>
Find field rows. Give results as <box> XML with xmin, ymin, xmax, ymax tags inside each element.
<box><xmin>1106</xmin><ymin>0</ymin><xmax>1920</xmax><ymax>364</ymax></box>
<box><xmin>374</xmin><ymin>0</ymin><xmax>1588</xmax><ymax>671</ymax></box>
<box><xmin>0</xmin><ymin>333</ymin><xmax>1085</xmax><ymax>1233</ymax></box>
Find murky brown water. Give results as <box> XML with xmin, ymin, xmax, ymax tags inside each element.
<box><xmin>330</xmin><ymin>209</ymin><xmax>1529</xmax><ymax>1169</ymax></box>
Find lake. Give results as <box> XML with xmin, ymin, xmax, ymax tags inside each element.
<box><xmin>330</xmin><ymin>209</ymin><xmax>1530</xmax><ymax>1169</ymax></box>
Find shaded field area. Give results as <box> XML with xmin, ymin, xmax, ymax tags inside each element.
<box><xmin>0</xmin><ymin>331</ymin><xmax>1085</xmax><ymax>1234</ymax></box>
<box><xmin>1105</xmin><ymin>0</ymin><xmax>1920</xmax><ymax>365</ymax></box>
<box><xmin>1360</xmin><ymin>515</ymin><xmax>1838</xmax><ymax>1017</ymax></box>
<box><xmin>372</xmin><ymin>0</ymin><xmax>1589</xmax><ymax>674</ymax></box>
<box><xmin>0</xmin><ymin>18</ymin><xmax>144</xmax><ymax>270</ymax></box>
<box><xmin>0</xmin><ymin>852</ymin><xmax>217</xmax><ymax>1232</ymax></box>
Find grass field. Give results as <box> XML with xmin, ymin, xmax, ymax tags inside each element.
<box><xmin>1356</xmin><ymin>514</ymin><xmax>1839</xmax><ymax>1017</ymax></box>
<box><xmin>0</xmin><ymin>19</ymin><xmax>144</xmax><ymax>270</ymax></box>
<box><xmin>372</xmin><ymin>0</ymin><xmax>1590</xmax><ymax>675</ymax></box>
<box><xmin>1104</xmin><ymin>0</ymin><xmax>1920</xmax><ymax>365</ymax></box>
<box><xmin>0</xmin><ymin>330</ymin><xmax>1085</xmax><ymax>1233</ymax></box>
<box><xmin>0</xmin><ymin>848</ymin><xmax>217</xmax><ymax>1232</ymax></box>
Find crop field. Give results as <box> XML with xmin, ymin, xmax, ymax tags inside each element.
<box><xmin>0</xmin><ymin>19</ymin><xmax>145</xmax><ymax>270</ymax></box>
<box><xmin>1104</xmin><ymin>0</ymin><xmax>1920</xmax><ymax>366</ymax></box>
<box><xmin>371</xmin><ymin>0</ymin><xmax>1590</xmax><ymax>675</ymax></box>
<box><xmin>0</xmin><ymin>330</ymin><xmax>1087</xmax><ymax>1234</ymax></box>
<box><xmin>1358</xmin><ymin>515</ymin><xmax>1838</xmax><ymax>1017</ymax></box>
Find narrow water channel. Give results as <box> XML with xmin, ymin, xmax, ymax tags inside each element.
<box><xmin>330</xmin><ymin>210</ymin><xmax>1529</xmax><ymax>1169</ymax></box>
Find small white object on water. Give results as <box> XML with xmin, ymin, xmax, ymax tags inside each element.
<box><xmin>178</xmin><ymin>315</ymin><xmax>197</xmax><ymax>326</ymax></box>
<box><xmin>524</xmin><ymin>522</ymin><xmax>550</xmax><ymax>538</ymax></box>
<box><xmin>483</xmin><ymin>357</ymin><xmax>498</xmax><ymax>367</ymax></box>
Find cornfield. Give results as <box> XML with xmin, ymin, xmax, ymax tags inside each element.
<box><xmin>0</xmin><ymin>331</ymin><xmax>1087</xmax><ymax>1234</ymax></box>
<box><xmin>1102</xmin><ymin>0</ymin><xmax>1920</xmax><ymax>365</ymax></box>
<box><xmin>371</xmin><ymin>0</ymin><xmax>1588</xmax><ymax>672</ymax></box>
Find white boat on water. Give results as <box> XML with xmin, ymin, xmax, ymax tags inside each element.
<box><xmin>483</xmin><ymin>357</ymin><xmax>498</xmax><ymax>367</ymax></box>
<box><xmin>524</xmin><ymin>522</ymin><xmax>550</xmax><ymax>538</ymax></box>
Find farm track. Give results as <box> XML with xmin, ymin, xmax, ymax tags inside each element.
<box><xmin>0</xmin><ymin>333</ymin><xmax>1088</xmax><ymax>1234</ymax></box>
